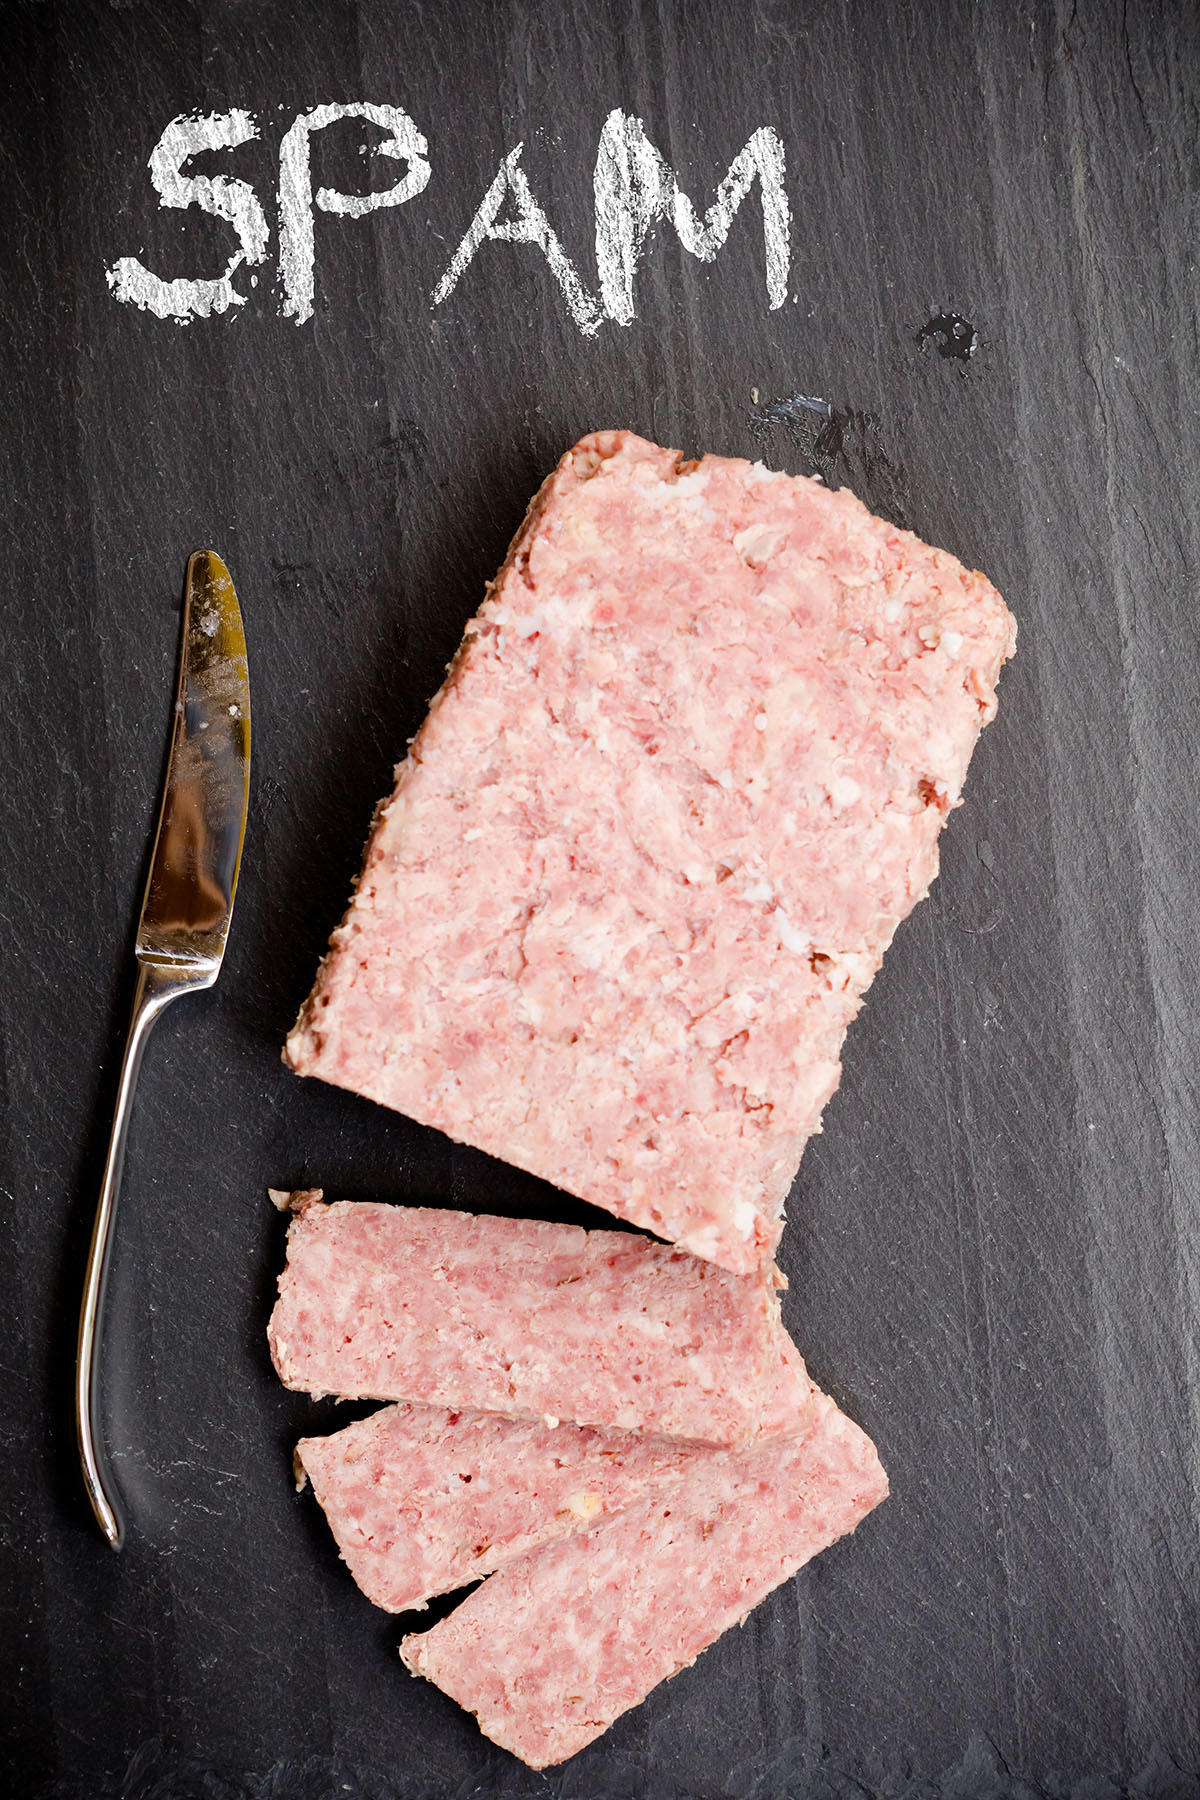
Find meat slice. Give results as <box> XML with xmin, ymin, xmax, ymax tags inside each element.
<box><xmin>267</xmin><ymin>1196</ymin><xmax>779</xmax><ymax>1445</ymax></box>
<box><xmin>285</xmin><ymin>430</ymin><xmax>1016</xmax><ymax>1271</ymax></box>
<box><xmin>400</xmin><ymin>1383</ymin><xmax>887</xmax><ymax>1768</ymax></box>
<box><xmin>295</xmin><ymin>1333</ymin><xmax>815</xmax><ymax>1614</ymax></box>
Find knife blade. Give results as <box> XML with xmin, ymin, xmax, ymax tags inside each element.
<box><xmin>76</xmin><ymin>550</ymin><xmax>251</xmax><ymax>1549</ymax></box>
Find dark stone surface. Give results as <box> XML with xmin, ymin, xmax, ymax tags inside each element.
<box><xmin>2</xmin><ymin>0</ymin><xmax>1198</xmax><ymax>1793</ymax></box>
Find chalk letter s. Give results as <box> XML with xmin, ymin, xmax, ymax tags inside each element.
<box><xmin>106</xmin><ymin>110</ymin><xmax>268</xmax><ymax>321</ymax></box>
<box><xmin>594</xmin><ymin>112</ymin><xmax>791</xmax><ymax>324</ymax></box>
<box><xmin>278</xmin><ymin>104</ymin><xmax>431</xmax><ymax>324</ymax></box>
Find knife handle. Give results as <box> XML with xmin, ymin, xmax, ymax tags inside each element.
<box><xmin>75</xmin><ymin>959</ymin><xmax>197</xmax><ymax>1549</ymax></box>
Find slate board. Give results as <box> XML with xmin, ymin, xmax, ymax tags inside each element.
<box><xmin>3</xmin><ymin>1</ymin><xmax>1200</xmax><ymax>1795</ymax></box>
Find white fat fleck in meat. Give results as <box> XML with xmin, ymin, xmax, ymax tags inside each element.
<box><xmin>731</xmin><ymin>1197</ymin><xmax>757</xmax><ymax>1237</ymax></box>
<box><xmin>562</xmin><ymin>1489</ymin><xmax>604</xmax><ymax>1519</ymax></box>
<box><xmin>774</xmin><ymin>908</ymin><xmax>810</xmax><ymax>956</ymax></box>
<box><xmin>733</xmin><ymin>524</ymin><xmax>788</xmax><ymax>569</ymax></box>
<box><xmin>828</xmin><ymin>775</ymin><xmax>862</xmax><ymax>810</ymax></box>
<box><xmin>739</xmin><ymin>878</ymin><xmax>775</xmax><ymax>905</ymax></box>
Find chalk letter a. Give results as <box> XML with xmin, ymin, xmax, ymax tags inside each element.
<box><xmin>106</xmin><ymin>110</ymin><xmax>268</xmax><ymax>321</ymax></box>
<box><xmin>594</xmin><ymin>111</ymin><xmax>791</xmax><ymax>324</ymax></box>
<box><xmin>433</xmin><ymin>146</ymin><xmax>603</xmax><ymax>337</ymax></box>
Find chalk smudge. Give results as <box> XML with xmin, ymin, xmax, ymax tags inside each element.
<box><xmin>749</xmin><ymin>392</ymin><xmax>841</xmax><ymax>473</ymax></box>
<box><xmin>749</xmin><ymin>392</ymin><xmax>909</xmax><ymax>526</ymax></box>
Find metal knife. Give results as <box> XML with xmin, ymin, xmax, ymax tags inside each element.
<box><xmin>76</xmin><ymin>550</ymin><xmax>251</xmax><ymax>1549</ymax></box>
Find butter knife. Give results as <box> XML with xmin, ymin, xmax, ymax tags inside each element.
<box><xmin>76</xmin><ymin>550</ymin><xmax>251</xmax><ymax>1549</ymax></box>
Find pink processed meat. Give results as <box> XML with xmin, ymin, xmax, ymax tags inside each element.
<box><xmin>295</xmin><ymin>1334</ymin><xmax>816</xmax><ymax>1613</ymax></box>
<box><xmin>400</xmin><ymin>1383</ymin><xmax>888</xmax><ymax>1768</ymax></box>
<box><xmin>268</xmin><ymin>1196</ymin><xmax>780</xmax><ymax>1445</ymax></box>
<box><xmin>285</xmin><ymin>430</ymin><xmax>1015</xmax><ymax>1273</ymax></box>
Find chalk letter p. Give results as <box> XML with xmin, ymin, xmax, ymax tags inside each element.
<box><xmin>278</xmin><ymin>104</ymin><xmax>431</xmax><ymax>324</ymax></box>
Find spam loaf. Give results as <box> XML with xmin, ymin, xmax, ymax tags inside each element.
<box><xmin>268</xmin><ymin>1194</ymin><xmax>885</xmax><ymax>1767</ymax></box>
<box><xmin>274</xmin><ymin>432</ymin><xmax>1013</xmax><ymax>1766</ymax></box>
<box><xmin>268</xmin><ymin>1193</ymin><xmax>782</xmax><ymax>1444</ymax></box>
<box><xmin>294</xmin><ymin>1330</ymin><xmax>816</xmax><ymax>1614</ymax></box>
<box><xmin>401</xmin><ymin>1384</ymin><xmax>887</xmax><ymax>1768</ymax></box>
<box><xmin>285</xmin><ymin>431</ymin><xmax>1014</xmax><ymax>1272</ymax></box>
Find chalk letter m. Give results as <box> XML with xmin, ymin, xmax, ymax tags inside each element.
<box><xmin>594</xmin><ymin>111</ymin><xmax>790</xmax><ymax>325</ymax></box>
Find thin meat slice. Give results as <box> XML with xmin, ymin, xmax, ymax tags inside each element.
<box><xmin>285</xmin><ymin>429</ymin><xmax>1016</xmax><ymax>1273</ymax></box>
<box><xmin>268</xmin><ymin>1195</ymin><xmax>780</xmax><ymax>1445</ymax></box>
<box><xmin>295</xmin><ymin>1333</ymin><xmax>815</xmax><ymax>1614</ymax></box>
<box><xmin>400</xmin><ymin>1383</ymin><xmax>887</xmax><ymax>1768</ymax></box>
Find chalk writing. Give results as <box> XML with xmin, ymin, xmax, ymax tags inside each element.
<box><xmin>432</xmin><ymin>144</ymin><xmax>603</xmax><ymax>336</ymax></box>
<box><xmin>107</xmin><ymin>107</ymin><xmax>792</xmax><ymax>333</ymax></box>
<box><xmin>594</xmin><ymin>111</ymin><xmax>790</xmax><ymax>325</ymax></box>
<box><xmin>106</xmin><ymin>110</ymin><xmax>268</xmax><ymax>321</ymax></box>
<box><xmin>279</xmin><ymin>104</ymin><xmax>431</xmax><ymax>324</ymax></box>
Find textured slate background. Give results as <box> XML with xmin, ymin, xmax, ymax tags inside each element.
<box><xmin>2</xmin><ymin>1</ymin><xmax>1199</xmax><ymax>1795</ymax></box>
